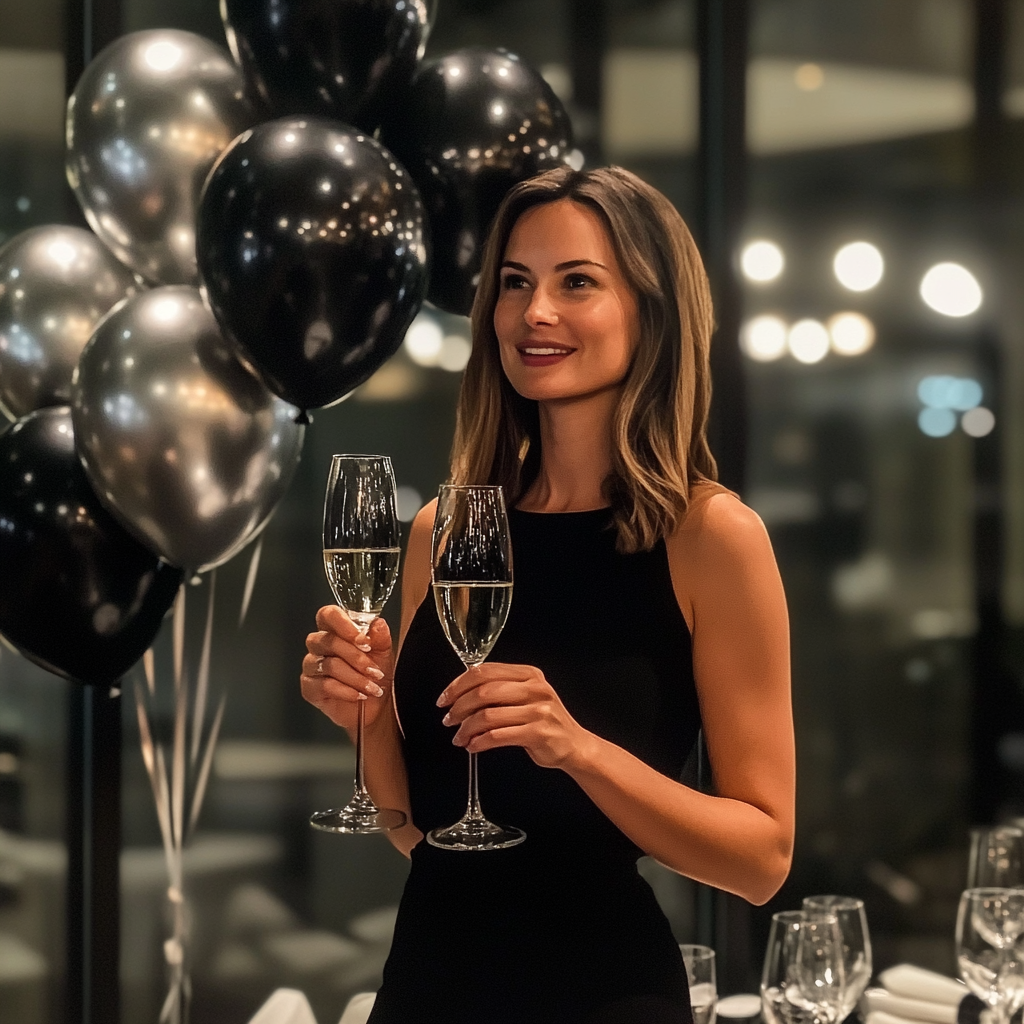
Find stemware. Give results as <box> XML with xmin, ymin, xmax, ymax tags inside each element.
<box><xmin>956</xmin><ymin>887</ymin><xmax>1024</xmax><ymax>1024</ymax></box>
<box><xmin>680</xmin><ymin>944</ymin><xmax>717</xmax><ymax>1024</ymax></box>
<box><xmin>968</xmin><ymin>827</ymin><xmax>1024</xmax><ymax>889</ymax></box>
<box><xmin>310</xmin><ymin>455</ymin><xmax>407</xmax><ymax>834</ymax></box>
<box><xmin>427</xmin><ymin>484</ymin><xmax>525</xmax><ymax>851</ymax></box>
<box><xmin>802</xmin><ymin>896</ymin><xmax>872</xmax><ymax>1020</ymax></box>
<box><xmin>761</xmin><ymin>910</ymin><xmax>846</xmax><ymax>1024</ymax></box>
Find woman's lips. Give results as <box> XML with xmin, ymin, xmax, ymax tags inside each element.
<box><xmin>517</xmin><ymin>344</ymin><xmax>575</xmax><ymax>367</ymax></box>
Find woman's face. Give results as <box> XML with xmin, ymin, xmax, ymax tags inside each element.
<box><xmin>493</xmin><ymin>199</ymin><xmax>640</xmax><ymax>404</ymax></box>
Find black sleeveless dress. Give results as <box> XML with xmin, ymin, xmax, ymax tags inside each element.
<box><xmin>367</xmin><ymin>507</ymin><xmax>701</xmax><ymax>1024</ymax></box>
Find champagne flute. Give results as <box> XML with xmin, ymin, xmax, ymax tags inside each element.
<box><xmin>761</xmin><ymin>910</ymin><xmax>846</xmax><ymax>1024</ymax></box>
<box><xmin>802</xmin><ymin>896</ymin><xmax>872</xmax><ymax>1020</ymax></box>
<box><xmin>956</xmin><ymin>887</ymin><xmax>1024</xmax><ymax>1024</ymax></box>
<box><xmin>680</xmin><ymin>944</ymin><xmax>717</xmax><ymax>1024</ymax></box>
<box><xmin>427</xmin><ymin>484</ymin><xmax>525</xmax><ymax>851</ymax></box>
<box><xmin>310</xmin><ymin>455</ymin><xmax>407</xmax><ymax>834</ymax></box>
<box><xmin>968</xmin><ymin>828</ymin><xmax>1024</xmax><ymax>888</ymax></box>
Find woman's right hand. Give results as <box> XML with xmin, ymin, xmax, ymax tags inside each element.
<box><xmin>301</xmin><ymin>605</ymin><xmax>395</xmax><ymax>734</ymax></box>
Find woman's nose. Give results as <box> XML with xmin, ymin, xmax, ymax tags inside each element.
<box><xmin>524</xmin><ymin>287</ymin><xmax>559</xmax><ymax>326</ymax></box>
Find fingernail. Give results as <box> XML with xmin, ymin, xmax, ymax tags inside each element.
<box><xmin>436</xmin><ymin>690</ymin><xmax>449</xmax><ymax>707</ymax></box>
<box><xmin>442</xmin><ymin>712</ymin><xmax>453</xmax><ymax>726</ymax></box>
<box><xmin>356</xmin><ymin>643</ymin><xmax>372</xmax><ymax>652</ymax></box>
<box><xmin>367</xmin><ymin>682</ymin><xmax>384</xmax><ymax>697</ymax></box>
<box><xmin>452</xmin><ymin>734</ymin><xmax>464</xmax><ymax>746</ymax></box>
<box><xmin>357</xmin><ymin>693</ymin><xmax>368</xmax><ymax>701</ymax></box>
<box><xmin>365</xmin><ymin>666</ymin><xmax>385</xmax><ymax>680</ymax></box>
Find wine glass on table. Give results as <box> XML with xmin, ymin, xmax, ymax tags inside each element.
<box><xmin>761</xmin><ymin>910</ymin><xmax>846</xmax><ymax>1024</ymax></box>
<box><xmin>802</xmin><ymin>896</ymin><xmax>872</xmax><ymax>1021</ymax></box>
<box><xmin>310</xmin><ymin>455</ymin><xmax>407</xmax><ymax>834</ymax></box>
<box><xmin>427</xmin><ymin>484</ymin><xmax>525</xmax><ymax>851</ymax></box>
<box><xmin>968</xmin><ymin>827</ymin><xmax>1024</xmax><ymax>888</ymax></box>
<box><xmin>956</xmin><ymin>887</ymin><xmax>1024</xmax><ymax>1024</ymax></box>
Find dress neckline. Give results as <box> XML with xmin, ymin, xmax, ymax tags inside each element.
<box><xmin>511</xmin><ymin>506</ymin><xmax>612</xmax><ymax>516</ymax></box>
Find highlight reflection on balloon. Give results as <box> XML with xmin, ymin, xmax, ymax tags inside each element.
<box><xmin>197</xmin><ymin>118</ymin><xmax>428</xmax><ymax>412</ymax></box>
<box><xmin>0</xmin><ymin>225</ymin><xmax>138</xmax><ymax>420</ymax></box>
<box><xmin>382</xmin><ymin>48</ymin><xmax>574</xmax><ymax>315</ymax></box>
<box><xmin>66</xmin><ymin>29</ymin><xmax>255</xmax><ymax>286</ymax></box>
<box><xmin>221</xmin><ymin>0</ymin><xmax>428</xmax><ymax>129</ymax></box>
<box><xmin>71</xmin><ymin>286</ymin><xmax>305</xmax><ymax>572</ymax></box>
<box><xmin>0</xmin><ymin>406</ymin><xmax>183</xmax><ymax>685</ymax></box>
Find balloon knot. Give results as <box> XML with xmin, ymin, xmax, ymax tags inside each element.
<box><xmin>295</xmin><ymin>410</ymin><xmax>311</xmax><ymax>426</ymax></box>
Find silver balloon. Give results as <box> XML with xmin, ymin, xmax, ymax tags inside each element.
<box><xmin>71</xmin><ymin>286</ymin><xmax>304</xmax><ymax>571</ymax></box>
<box><xmin>66</xmin><ymin>30</ymin><xmax>254</xmax><ymax>286</ymax></box>
<box><xmin>0</xmin><ymin>226</ymin><xmax>138</xmax><ymax>420</ymax></box>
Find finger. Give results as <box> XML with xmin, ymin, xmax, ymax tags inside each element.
<box><xmin>306</xmin><ymin>631</ymin><xmax>386</xmax><ymax>676</ymax></box>
<box><xmin>464</xmin><ymin>724</ymin><xmax>535</xmax><ymax>754</ymax></box>
<box><xmin>451</xmin><ymin>704</ymin><xmax>534</xmax><ymax>747</ymax></box>
<box><xmin>436</xmin><ymin>663</ymin><xmax>538</xmax><ymax>707</ymax></box>
<box><xmin>304</xmin><ymin>654</ymin><xmax>384</xmax><ymax>698</ymax></box>
<box><xmin>442</xmin><ymin>680</ymin><xmax>536</xmax><ymax>725</ymax></box>
<box><xmin>366</xmin><ymin>616</ymin><xmax>393</xmax><ymax>652</ymax></box>
<box><xmin>315</xmin><ymin>605</ymin><xmax>373</xmax><ymax>651</ymax></box>
<box><xmin>300</xmin><ymin>672</ymin><xmax>366</xmax><ymax>706</ymax></box>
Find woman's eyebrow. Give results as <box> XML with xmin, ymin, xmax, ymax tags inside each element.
<box><xmin>500</xmin><ymin>259</ymin><xmax>609</xmax><ymax>272</ymax></box>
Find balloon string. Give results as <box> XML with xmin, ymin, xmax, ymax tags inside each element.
<box><xmin>239</xmin><ymin>536</ymin><xmax>263</xmax><ymax>628</ymax></box>
<box><xmin>190</xmin><ymin>570</ymin><xmax>216</xmax><ymax>769</ymax></box>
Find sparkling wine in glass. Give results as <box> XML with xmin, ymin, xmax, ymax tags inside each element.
<box><xmin>956</xmin><ymin>887</ymin><xmax>1024</xmax><ymax>1024</ymax></box>
<box><xmin>310</xmin><ymin>455</ymin><xmax>407</xmax><ymax>834</ymax></box>
<box><xmin>427</xmin><ymin>484</ymin><xmax>525</xmax><ymax>852</ymax></box>
<box><xmin>761</xmin><ymin>910</ymin><xmax>846</xmax><ymax>1024</ymax></box>
<box><xmin>802</xmin><ymin>896</ymin><xmax>872</xmax><ymax>1020</ymax></box>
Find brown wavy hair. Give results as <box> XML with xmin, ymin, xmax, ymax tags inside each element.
<box><xmin>449</xmin><ymin>165</ymin><xmax>717</xmax><ymax>553</ymax></box>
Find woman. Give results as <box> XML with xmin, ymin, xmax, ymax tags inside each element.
<box><xmin>301</xmin><ymin>165</ymin><xmax>794</xmax><ymax>1024</ymax></box>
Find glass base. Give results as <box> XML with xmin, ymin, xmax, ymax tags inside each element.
<box><xmin>426</xmin><ymin>816</ymin><xmax>526</xmax><ymax>851</ymax></box>
<box><xmin>309</xmin><ymin>792</ymin><xmax>406</xmax><ymax>834</ymax></box>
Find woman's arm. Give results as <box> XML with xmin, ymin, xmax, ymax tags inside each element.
<box><xmin>439</xmin><ymin>491</ymin><xmax>794</xmax><ymax>904</ymax></box>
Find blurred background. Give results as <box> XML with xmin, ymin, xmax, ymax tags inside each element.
<box><xmin>3</xmin><ymin>0</ymin><xmax>1024</xmax><ymax>1021</ymax></box>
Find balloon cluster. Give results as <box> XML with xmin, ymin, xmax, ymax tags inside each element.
<box><xmin>0</xmin><ymin>2</ymin><xmax>573</xmax><ymax>685</ymax></box>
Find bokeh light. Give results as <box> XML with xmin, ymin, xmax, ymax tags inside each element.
<box><xmin>404</xmin><ymin>313</ymin><xmax>443</xmax><ymax>366</ymax></box>
<box><xmin>917</xmin><ymin>375</ymin><xmax>982</xmax><ymax>411</ymax></box>
<box><xmin>918</xmin><ymin>408</ymin><xmax>957</xmax><ymax>437</ymax></box>
<box><xmin>740</xmin><ymin>315</ymin><xmax>788</xmax><ymax>361</ymax></box>
<box><xmin>961</xmin><ymin>406</ymin><xmax>995</xmax><ymax>437</ymax></box>
<box><xmin>828</xmin><ymin>312</ymin><xmax>876</xmax><ymax>356</ymax></box>
<box><xmin>833</xmin><ymin>241</ymin><xmax>884</xmax><ymax>291</ymax></box>
<box><xmin>740</xmin><ymin>240</ymin><xmax>785</xmax><ymax>283</ymax></box>
<box><xmin>788</xmin><ymin>319</ymin><xmax>830</xmax><ymax>364</ymax></box>
<box><xmin>920</xmin><ymin>263</ymin><xmax>982</xmax><ymax>317</ymax></box>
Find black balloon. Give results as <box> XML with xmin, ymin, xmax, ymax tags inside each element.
<box><xmin>0</xmin><ymin>407</ymin><xmax>183</xmax><ymax>685</ymax></box>
<box><xmin>197</xmin><ymin>118</ymin><xmax>428</xmax><ymax>412</ymax></box>
<box><xmin>221</xmin><ymin>0</ymin><xmax>427</xmax><ymax>130</ymax></box>
<box><xmin>381</xmin><ymin>48</ymin><xmax>574</xmax><ymax>315</ymax></box>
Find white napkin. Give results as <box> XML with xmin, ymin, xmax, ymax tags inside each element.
<box><xmin>862</xmin><ymin>989</ymin><xmax>958</xmax><ymax>1024</ymax></box>
<box><xmin>338</xmin><ymin>992</ymin><xmax>376</xmax><ymax>1024</ymax></box>
<box><xmin>877</xmin><ymin>966</ymin><xmax>967</xmax><ymax>1007</ymax></box>
<box><xmin>247</xmin><ymin>988</ymin><xmax>319</xmax><ymax>1024</ymax></box>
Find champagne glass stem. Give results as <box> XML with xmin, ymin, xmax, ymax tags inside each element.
<box><xmin>352</xmin><ymin>623</ymin><xmax>370</xmax><ymax>797</ymax></box>
<box><xmin>466</xmin><ymin>751</ymin><xmax>484</xmax><ymax>821</ymax></box>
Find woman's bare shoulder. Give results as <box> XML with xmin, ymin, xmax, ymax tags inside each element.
<box><xmin>666</xmin><ymin>484</ymin><xmax>777</xmax><ymax>624</ymax></box>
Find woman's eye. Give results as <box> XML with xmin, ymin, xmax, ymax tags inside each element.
<box><xmin>565</xmin><ymin>274</ymin><xmax>593</xmax><ymax>289</ymax></box>
<box><xmin>501</xmin><ymin>274</ymin><xmax>528</xmax><ymax>290</ymax></box>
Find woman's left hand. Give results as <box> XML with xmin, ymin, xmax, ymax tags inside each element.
<box><xmin>436</xmin><ymin>663</ymin><xmax>591</xmax><ymax>769</ymax></box>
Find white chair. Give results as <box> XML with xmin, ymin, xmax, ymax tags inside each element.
<box><xmin>338</xmin><ymin>991</ymin><xmax>376</xmax><ymax>1024</ymax></box>
<box><xmin>247</xmin><ymin>987</ymin><xmax>319</xmax><ymax>1024</ymax></box>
